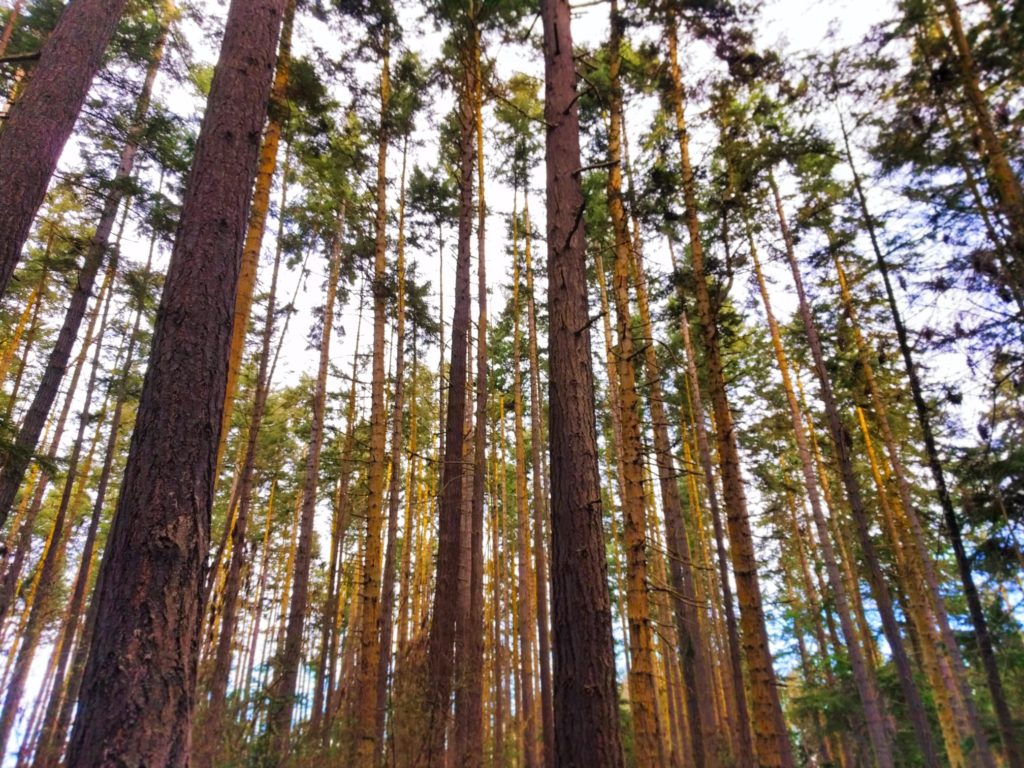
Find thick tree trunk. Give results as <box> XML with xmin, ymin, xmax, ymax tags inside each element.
<box><xmin>65</xmin><ymin>2</ymin><xmax>287</xmax><ymax>762</ymax></box>
<box><xmin>215</xmin><ymin>0</ymin><xmax>296</xmax><ymax>479</ymax></box>
<box><xmin>541</xmin><ymin>1</ymin><xmax>624</xmax><ymax>764</ymax></box>
<box><xmin>0</xmin><ymin>0</ymin><xmax>130</xmax><ymax>301</ymax></box>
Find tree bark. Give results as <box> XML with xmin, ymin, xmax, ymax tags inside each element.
<box><xmin>65</xmin><ymin>2</ymin><xmax>287</xmax><ymax>762</ymax></box>
<box><xmin>542</xmin><ymin>1</ymin><xmax>625</xmax><ymax>764</ymax></box>
<box><xmin>0</xmin><ymin>0</ymin><xmax>131</xmax><ymax>301</ymax></box>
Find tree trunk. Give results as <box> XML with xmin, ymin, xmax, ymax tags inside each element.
<box><xmin>839</xmin><ymin>114</ymin><xmax>1024</xmax><ymax>768</ymax></box>
<box><xmin>662</xmin><ymin>9</ymin><xmax>792</xmax><ymax>765</ymax></box>
<box><xmin>354</xmin><ymin>29</ymin><xmax>392</xmax><ymax>762</ymax></box>
<box><xmin>197</xmin><ymin>149</ymin><xmax>289</xmax><ymax>766</ymax></box>
<box><xmin>0</xmin><ymin>0</ymin><xmax>131</xmax><ymax>300</ymax></box>
<box><xmin>215</xmin><ymin>0</ymin><xmax>297</xmax><ymax>479</ymax></box>
<box><xmin>266</xmin><ymin>200</ymin><xmax>345</xmax><ymax>763</ymax></box>
<box><xmin>65</xmin><ymin>2</ymin><xmax>287</xmax><ymax>762</ymax></box>
<box><xmin>541</xmin><ymin>0</ymin><xmax>624</xmax><ymax>764</ymax></box>
<box><xmin>605</xmin><ymin>7</ymin><xmax>665</xmax><ymax>763</ymax></box>
<box><xmin>416</xmin><ymin>20</ymin><xmax>477</xmax><ymax>763</ymax></box>
<box><xmin>741</xmin><ymin>204</ymin><xmax>893</xmax><ymax>767</ymax></box>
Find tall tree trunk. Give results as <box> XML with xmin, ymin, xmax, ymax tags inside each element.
<box><xmin>0</xmin><ymin>0</ymin><xmax>131</xmax><ymax>300</ymax></box>
<box><xmin>741</xmin><ymin>203</ymin><xmax>894</xmax><ymax>768</ymax></box>
<box><xmin>0</xmin><ymin>249</ymin><xmax>116</xmax><ymax>756</ymax></box>
<box><xmin>215</xmin><ymin>0</ymin><xmax>296</xmax><ymax>479</ymax></box>
<box><xmin>375</xmin><ymin>137</ymin><xmax>410</xmax><ymax>759</ymax></box>
<box><xmin>670</xmin><ymin>270</ymin><xmax>754</xmax><ymax>767</ymax></box>
<box><xmin>455</xmin><ymin>41</ymin><xmax>487</xmax><ymax>766</ymax></box>
<box><xmin>662</xmin><ymin>9</ymin><xmax>792</xmax><ymax>765</ymax></box>
<box><xmin>197</xmin><ymin>148</ymin><xmax>289</xmax><ymax>766</ymax></box>
<box><xmin>417</xmin><ymin>26</ymin><xmax>477</xmax><ymax>767</ymax></box>
<box><xmin>511</xmin><ymin>195</ymin><xmax>539</xmax><ymax>768</ymax></box>
<box><xmin>541</xmin><ymin>0</ymin><xmax>624</xmax><ymax>764</ymax></box>
<box><xmin>354</xmin><ymin>27</ymin><xmax>392</xmax><ymax>762</ymax></box>
<box><xmin>0</xmin><ymin>4</ymin><xmax>169</xmax><ymax>529</ymax></box>
<box><xmin>266</xmin><ymin>201</ymin><xmax>345</xmax><ymax>762</ymax></box>
<box><xmin>32</xmin><ymin>219</ymin><xmax>158</xmax><ymax>768</ymax></box>
<box><xmin>605</xmin><ymin>7</ymin><xmax>665</xmax><ymax>763</ymax></box>
<box><xmin>522</xmin><ymin>195</ymin><xmax>555</xmax><ymax>768</ymax></box>
<box><xmin>65</xmin><ymin>2</ymin><xmax>287</xmax><ymax>762</ymax></box>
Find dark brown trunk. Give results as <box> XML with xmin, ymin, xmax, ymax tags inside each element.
<box><xmin>541</xmin><ymin>1</ymin><xmax>624</xmax><ymax>764</ymax></box>
<box><xmin>416</xmin><ymin>35</ymin><xmax>476</xmax><ymax>768</ymax></box>
<box><xmin>65</xmin><ymin>2</ymin><xmax>287</xmax><ymax>763</ymax></box>
<box><xmin>0</xmin><ymin>0</ymin><xmax>130</xmax><ymax>300</ymax></box>
<box><xmin>0</xmin><ymin>8</ymin><xmax>167</xmax><ymax>530</ymax></box>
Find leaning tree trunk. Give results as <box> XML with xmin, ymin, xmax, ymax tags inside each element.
<box><xmin>542</xmin><ymin>0</ymin><xmax>625</xmax><ymax>764</ymax></box>
<box><xmin>770</xmin><ymin>169</ymin><xmax>943</xmax><ymax>768</ymax></box>
<box><xmin>65</xmin><ymin>2</ymin><xmax>287</xmax><ymax>763</ymax></box>
<box><xmin>840</xmin><ymin>113</ymin><xmax>1024</xmax><ymax>768</ymax></box>
<box><xmin>0</xmin><ymin>0</ymin><xmax>131</xmax><ymax>301</ymax></box>
<box><xmin>0</xmin><ymin>5</ymin><xmax>169</xmax><ymax>530</ymax></box>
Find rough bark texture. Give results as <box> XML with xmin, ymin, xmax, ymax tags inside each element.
<box><xmin>65</xmin><ymin>2</ymin><xmax>286</xmax><ymax>763</ymax></box>
<box><xmin>542</xmin><ymin>1</ymin><xmax>625</xmax><ymax>764</ymax></box>
<box><xmin>215</xmin><ymin>0</ymin><xmax>296</xmax><ymax>477</ymax></box>
<box><xmin>605</xmin><ymin>8</ymin><xmax>665</xmax><ymax>763</ymax></box>
<box><xmin>0</xmin><ymin>0</ymin><xmax>130</xmax><ymax>301</ymax></box>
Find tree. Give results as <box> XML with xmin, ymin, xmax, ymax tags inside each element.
<box><xmin>65</xmin><ymin>1</ymin><xmax>288</xmax><ymax>762</ymax></box>
<box><xmin>542</xmin><ymin>0</ymin><xmax>625</xmax><ymax>764</ymax></box>
<box><xmin>0</xmin><ymin>0</ymin><xmax>131</xmax><ymax>302</ymax></box>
